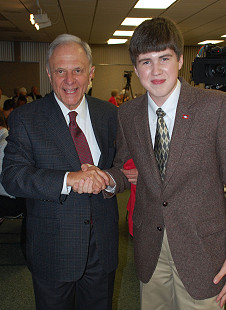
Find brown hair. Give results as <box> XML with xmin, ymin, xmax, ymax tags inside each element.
<box><xmin>129</xmin><ymin>17</ymin><xmax>184</xmax><ymax>67</ymax></box>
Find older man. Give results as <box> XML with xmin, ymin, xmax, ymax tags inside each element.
<box><xmin>2</xmin><ymin>34</ymin><xmax>118</xmax><ymax>310</ymax></box>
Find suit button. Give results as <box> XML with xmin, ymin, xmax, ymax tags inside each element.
<box><xmin>84</xmin><ymin>220</ymin><xmax>90</xmax><ymax>225</ymax></box>
<box><xmin>157</xmin><ymin>227</ymin><xmax>162</xmax><ymax>231</ymax></box>
<box><xmin>163</xmin><ymin>201</ymin><xmax>168</xmax><ymax>207</ymax></box>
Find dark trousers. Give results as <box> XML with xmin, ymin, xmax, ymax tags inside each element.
<box><xmin>32</xmin><ymin>227</ymin><xmax>116</xmax><ymax>310</ymax></box>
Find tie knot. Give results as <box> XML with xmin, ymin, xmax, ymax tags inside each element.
<box><xmin>156</xmin><ymin>108</ymin><xmax>166</xmax><ymax>118</ymax></box>
<box><xmin>68</xmin><ymin>111</ymin><xmax>78</xmax><ymax>123</ymax></box>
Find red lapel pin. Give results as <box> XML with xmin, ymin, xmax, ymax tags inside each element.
<box><xmin>182</xmin><ymin>114</ymin><xmax>189</xmax><ymax>119</ymax></box>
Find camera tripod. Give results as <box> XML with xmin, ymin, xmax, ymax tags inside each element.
<box><xmin>123</xmin><ymin>79</ymin><xmax>134</xmax><ymax>101</ymax></box>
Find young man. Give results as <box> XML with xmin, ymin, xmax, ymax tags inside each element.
<box><xmin>83</xmin><ymin>17</ymin><xmax>226</xmax><ymax>309</ymax></box>
<box><xmin>2</xmin><ymin>34</ymin><xmax>118</xmax><ymax>310</ymax></box>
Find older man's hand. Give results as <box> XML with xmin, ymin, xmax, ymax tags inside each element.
<box><xmin>67</xmin><ymin>165</ymin><xmax>110</xmax><ymax>194</ymax></box>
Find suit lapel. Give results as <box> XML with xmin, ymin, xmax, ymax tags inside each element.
<box><xmin>86</xmin><ymin>96</ymin><xmax>108</xmax><ymax>169</ymax></box>
<box><xmin>164</xmin><ymin>79</ymin><xmax>198</xmax><ymax>186</ymax></box>
<box><xmin>133</xmin><ymin>94</ymin><xmax>163</xmax><ymax>186</ymax></box>
<box><xmin>43</xmin><ymin>92</ymin><xmax>82</xmax><ymax>171</ymax></box>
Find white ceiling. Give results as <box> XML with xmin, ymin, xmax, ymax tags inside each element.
<box><xmin>0</xmin><ymin>0</ymin><xmax>226</xmax><ymax>46</ymax></box>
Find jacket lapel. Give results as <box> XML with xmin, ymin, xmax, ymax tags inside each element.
<box><xmin>164</xmin><ymin>79</ymin><xmax>198</xmax><ymax>186</ymax></box>
<box><xmin>86</xmin><ymin>96</ymin><xmax>109</xmax><ymax>169</ymax></box>
<box><xmin>133</xmin><ymin>94</ymin><xmax>163</xmax><ymax>186</ymax></box>
<box><xmin>43</xmin><ymin>92</ymin><xmax>82</xmax><ymax>171</ymax></box>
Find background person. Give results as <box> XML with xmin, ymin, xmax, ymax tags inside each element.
<box><xmin>19</xmin><ymin>87</ymin><xmax>33</xmax><ymax>103</ymax></box>
<box><xmin>0</xmin><ymin>98</ymin><xmax>15</xmax><ymax>128</ymax></box>
<box><xmin>108</xmin><ymin>89</ymin><xmax>119</xmax><ymax>107</ymax></box>
<box><xmin>28</xmin><ymin>86</ymin><xmax>42</xmax><ymax>101</ymax></box>
<box><xmin>0</xmin><ymin>87</ymin><xmax>9</xmax><ymax>110</ymax></box>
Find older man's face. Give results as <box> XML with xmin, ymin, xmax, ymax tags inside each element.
<box><xmin>47</xmin><ymin>42</ymin><xmax>94</xmax><ymax>110</ymax></box>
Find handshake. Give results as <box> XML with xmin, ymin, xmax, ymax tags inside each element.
<box><xmin>67</xmin><ymin>164</ymin><xmax>138</xmax><ymax>195</ymax></box>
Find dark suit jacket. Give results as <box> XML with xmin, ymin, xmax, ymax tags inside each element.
<box><xmin>2</xmin><ymin>92</ymin><xmax>118</xmax><ymax>282</ymax></box>
<box><xmin>28</xmin><ymin>92</ymin><xmax>42</xmax><ymax>100</ymax></box>
<box><xmin>107</xmin><ymin>78</ymin><xmax>226</xmax><ymax>299</ymax></box>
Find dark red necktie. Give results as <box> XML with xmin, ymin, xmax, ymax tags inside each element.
<box><xmin>68</xmin><ymin>111</ymin><xmax>94</xmax><ymax>165</ymax></box>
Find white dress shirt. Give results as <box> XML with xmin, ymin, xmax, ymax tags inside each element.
<box><xmin>147</xmin><ymin>79</ymin><xmax>181</xmax><ymax>147</ymax></box>
<box><xmin>54</xmin><ymin>94</ymin><xmax>101</xmax><ymax>194</ymax></box>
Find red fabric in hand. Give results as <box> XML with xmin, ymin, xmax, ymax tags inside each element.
<box><xmin>123</xmin><ymin>159</ymin><xmax>136</xmax><ymax>236</ymax></box>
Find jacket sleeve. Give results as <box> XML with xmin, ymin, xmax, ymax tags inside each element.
<box><xmin>105</xmin><ymin>109</ymin><xmax>131</xmax><ymax>194</ymax></box>
<box><xmin>1</xmin><ymin>108</ymin><xmax>66</xmax><ymax>202</ymax></box>
<box><xmin>216</xmin><ymin>97</ymin><xmax>226</xmax><ymax>185</ymax></box>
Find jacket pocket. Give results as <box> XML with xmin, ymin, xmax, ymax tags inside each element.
<box><xmin>196</xmin><ymin>216</ymin><xmax>225</xmax><ymax>238</ymax></box>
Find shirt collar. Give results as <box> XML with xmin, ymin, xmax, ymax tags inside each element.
<box><xmin>148</xmin><ymin>79</ymin><xmax>181</xmax><ymax>119</ymax></box>
<box><xmin>54</xmin><ymin>93</ymin><xmax>87</xmax><ymax>119</ymax></box>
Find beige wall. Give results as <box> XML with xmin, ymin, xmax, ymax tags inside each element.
<box><xmin>0</xmin><ymin>62</ymin><xmax>40</xmax><ymax>98</ymax></box>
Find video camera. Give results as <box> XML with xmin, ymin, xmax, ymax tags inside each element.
<box><xmin>124</xmin><ymin>70</ymin><xmax>133</xmax><ymax>85</ymax></box>
<box><xmin>191</xmin><ymin>45</ymin><xmax>226</xmax><ymax>85</ymax></box>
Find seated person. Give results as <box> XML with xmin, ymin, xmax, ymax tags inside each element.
<box><xmin>108</xmin><ymin>89</ymin><xmax>119</xmax><ymax>107</ymax></box>
<box><xmin>0</xmin><ymin>87</ymin><xmax>9</xmax><ymax>110</ymax></box>
<box><xmin>19</xmin><ymin>87</ymin><xmax>33</xmax><ymax>103</ymax></box>
<box><xmin>28</xmin><ymin>86</ymin><xmax>42</xmax><ymax>100</ymax></box>
<box><xmin>0</xmin><ymin>99</ymin><xmax>14</xmax><ymax>129</ymax></box>
<box><xmin>14</xmin><ymin>95</ymin><xmax>27</xmax><ymax>109</ymax></box>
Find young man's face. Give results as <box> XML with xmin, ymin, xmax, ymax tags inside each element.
<box><xmin>134</xmin><ymin>48</ymin><xmax>183</xmax><ymax>107</ymax></box>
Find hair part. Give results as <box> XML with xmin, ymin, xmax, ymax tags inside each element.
<box><xmin>46</xmin><ymin>34</ymin><xmax>93</xmax><ymax>72</ymax></box>
<box><xmin>129</xmin><ymin>17</ymin><xmax>184</xmax><ymax>67</ymax></box>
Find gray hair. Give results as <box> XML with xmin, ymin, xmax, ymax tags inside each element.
<box><xmin>46</xmin><ymin>34</ymin><xmax>93</xmax><ymax>72</ymax></box>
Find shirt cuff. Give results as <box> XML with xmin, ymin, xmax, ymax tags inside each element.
<box><xmin>61</xmin><ymin>172</ymin><xmax>71</xmax><ymax>195</ymax></box>
<box><xmin>105</xmin><ymin>171</ymin><xmax>116</xmax><ymax>193</ymax></box>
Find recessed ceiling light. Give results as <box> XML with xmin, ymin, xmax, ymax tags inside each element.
<box><xmin>135</xmin><ymin>0</ymin><xmax>176</xmax><ymax>9</ymax></box>
<box><xmin>198</xmin><ymin>40</ymin><xmax>224</xmax><ymax>45</ymax></box>
<box><xmin>121</xmin><ymin>17</ymin><xmax>151</xmax><ymax>26</ymax></box>
<box><xmin>113</xmin><ymin>31</ymin><xmax>134</xmax><ymax>37</ymax></box>
<box><xmin>107</xmin><ymin>39</ymin><xmax>128</xmax><ymax>45</ymax></box>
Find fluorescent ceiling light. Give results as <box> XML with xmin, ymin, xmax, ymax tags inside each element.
<box><xmin>30</xmin><ymin>14</ymin><xmax>35</xmax><ymax>25</ymax></box>
<box><xmin>30</xmin><ymin>12</ymin><xmax>52</xmax><ymax>30</ymax></box>
<box><xmin>135</xmin><ymin>0</ymin><xmax>176</xmax><ymax>9</ymax></box>
<box><xmin>38</xmin><ymin>20</ymin><xmax>52</xmax><ymax>29</ymax></box>
<box><xmin>113</xmin><ymin>30</ymin><xmax>134</xmax><ymax>37</ymax></box>
<box><xmin>121</xmin><ymin>17</ymin><xmax>151</xmax><ymax>26</ymax></box>
<box><xmin>33</xmin><ymin>13</ymin><xmax>50</xmax><ymax>23</ymax></box>
<box><xmin>198</xmin><ymin>40</ymin><xmax>224</xmax><ymax>45</ymax></box>
<box><xmin>221</xmin><ymin>34</ymin><xmax>226</xmax><ymax>37</ymax></box>
<box><xmin>107</xmin><ymin>39</ymin><xmax>128</xmax><ymax>45</ymax></box>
